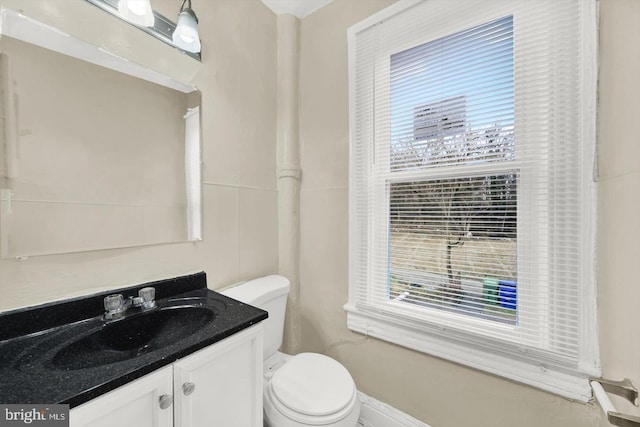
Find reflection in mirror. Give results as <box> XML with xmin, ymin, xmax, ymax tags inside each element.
<box><xmin>0</xmin><ymin>10</ymin><xmax>201</xmax><ymax>258</ymax></box>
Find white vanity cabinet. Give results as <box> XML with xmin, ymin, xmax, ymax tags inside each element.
<box><xmin>173</xmin><ymin>324</ymin><xmax>264</xmax><ymax>426</ymax></box>
<box><xmin>70</xmin><ymin>324</ymin><xmax>263</xmax><ymax>427</ymax></box>
<box><xmin>69</xmin><ymin>365</ymin><xmax>174</xmax><ymax>427</ymax></box>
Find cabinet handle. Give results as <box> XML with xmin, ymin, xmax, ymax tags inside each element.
<box><xmin>158</xmin><ymin>394</ymin><xmax>173</xmax><ymax>410</ymax></box>
<box><xmin>182</xmin><ymin>382</ymin><xmax>196</xmax><ymax>396</ymax></box>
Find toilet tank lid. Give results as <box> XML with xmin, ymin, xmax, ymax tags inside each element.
<box><xmin>220</xmin><ymin>275</ymin><xmax>290</xmax><ymax>306</ymax></box>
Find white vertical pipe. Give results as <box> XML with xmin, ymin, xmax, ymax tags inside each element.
<box><xmin>277</xmin><ymin>14</ymin><xmax>301</xmax><ymax>354</ymax></box>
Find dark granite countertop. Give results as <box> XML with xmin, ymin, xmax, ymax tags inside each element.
<box><xmin>0</xmin><ymin>272</ymin><xmax>267</xmax><ymax>408</ymax></box>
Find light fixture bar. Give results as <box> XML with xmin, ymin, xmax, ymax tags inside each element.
<box><xmin>84</xmin><ymin>0</ymin><xmax>201</xmax><ymax>61</ymax></box>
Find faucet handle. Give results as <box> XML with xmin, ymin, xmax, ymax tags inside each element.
<box><xmin>138</xmin><ymin>287</ymin><xmax>156</xmax><ymax>308</ymax></box>
<box><xmin>104</xmin><ymin>294</ymin><xmax>124</xmax><ymax>312</ymax></box>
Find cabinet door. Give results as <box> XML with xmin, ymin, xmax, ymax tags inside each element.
<box><xmin>173</xmin><ymin>324</ymin><xmax>263</xmax><ymax>427</ymax></box>
<box><xmin>70</xmin><ymin>366</ymin><xmax>174</xmax><ymax>427</ymax></box>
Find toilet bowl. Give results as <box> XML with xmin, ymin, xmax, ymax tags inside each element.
<box><xmin>222</xmin><ymin>276</ymin><xmax>360</xmax><ymax>427</ymax></box>
<box><xmin>264</xmin><ymin>352</ymin><xmax>360</xmax><ymax>427</ymax></box>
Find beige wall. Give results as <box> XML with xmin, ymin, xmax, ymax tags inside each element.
<box><xmin>298</xmin><ymin>0</ymin><xmax>639</xmax><ymax>426</ymax></box>
<box><xmin>0</xmin><ymin>0</ymin><xmax>279</xmax><ymax>311</ymax></box>
<box><xmin>597</xmin><ymin>0</ymin><xmax>640</xmax><ymax>419</ymax></box>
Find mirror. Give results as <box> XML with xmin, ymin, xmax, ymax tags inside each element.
<box><xmin>0</xmin><ymin>10</ymin><xmax>201</xmax><ymax>258</ymax></box>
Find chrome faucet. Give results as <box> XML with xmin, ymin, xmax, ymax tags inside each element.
<box><xmin>103</xmin><ymin>287</ymin><xmax>157</xmax><ymax>320</ymax></box>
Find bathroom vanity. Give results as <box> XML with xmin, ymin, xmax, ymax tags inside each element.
<box><xmin>71</xmin><ymin>325</ymin><xmax>263</xmax><ymax>426</ymax></box>
<box><xmin>0</xmin><ymin>272</ymin><xmax>267</xmax><ymax>427</ymax></box>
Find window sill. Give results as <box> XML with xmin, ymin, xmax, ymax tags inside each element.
<box><xmin>344</xmin><ymin>303</ymin><xmax>594</xmax><ymax>402</ymax></box>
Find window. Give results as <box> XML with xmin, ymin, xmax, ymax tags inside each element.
<box><xmin>347</xmin><ymin>0</ymin><xmax>598</xmax><ymax>400</ymax></box>
<box><xmin>389</xmin><ymin>15</ymin><xmax>517</xmax><ymax>324</ymax></box>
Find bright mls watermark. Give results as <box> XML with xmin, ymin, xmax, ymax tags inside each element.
<box><xmin>0</xmin><ymin>405</ymin><xmax>68</xmax><ymax>426</ymax></box>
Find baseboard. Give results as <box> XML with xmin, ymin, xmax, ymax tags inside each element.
<box><xmin>357</xmin><ymin>392</ymin><xmax>432</xmax><ymax>427</ymax></box>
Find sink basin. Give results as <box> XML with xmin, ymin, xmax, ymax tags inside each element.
<box><xmin>51</xmin><ymin>306</ymin><xmax>215</xmax><ymax>370</ymax></box>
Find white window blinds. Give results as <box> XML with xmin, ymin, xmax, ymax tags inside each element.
<box><xmin>347</xmin><ymin>0</ymin><xmax>598</xmax><ymax>400</ymax></box>
<box><xmin>388</xmin><ymin>15</ymin><xmax>517</xmax><ymax>324</ymax></box>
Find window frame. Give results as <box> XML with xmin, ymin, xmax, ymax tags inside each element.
<box><xmin>346</xmin><ymin>0</ymin><xmax>599</xmax><ymax>401</ymax></box>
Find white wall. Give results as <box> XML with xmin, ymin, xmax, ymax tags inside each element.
<box><xmin>0</xmin><ymin>0</ymin><xmax>279</xmax><ymax>311</ymax></box>
<box><xmin>297</xmin><ymin>0</ymin><xmax>639</xmax><ymax>426</ymax></box>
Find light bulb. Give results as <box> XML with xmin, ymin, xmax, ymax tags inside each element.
<box><xmin>127</xmin><ymin>0</ymin><xmax>147</xmax><ymax>16</ymax></box>
<box><xmin>117</xmin><ymin>0</ymin><xmax>155</xmax><ymax>27</ymax></box>
<box><xmin>180</xmin><ymin>32</ymin><xmax>195</xmax><ymax>43</ymax></box>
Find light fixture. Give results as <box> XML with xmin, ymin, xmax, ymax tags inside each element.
<box><xmin>172</xmin><ymin>0</ymin><xmax>201</xmax><ymax>54</ymax></box>
<box><xmin>118</xmin><ymin>0</ymin><xmax>155</xmax><ymax>27</ymax></box>
<box><xmin>84</xmin><ymin>0</ymin><xmax>201</xmax><ymax>60</ymax></box>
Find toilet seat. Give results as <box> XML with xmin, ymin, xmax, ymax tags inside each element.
<box><xmin>265</xmin><ymin>353</ymin><xmax>359</xmax><ymax>426</ymax></box>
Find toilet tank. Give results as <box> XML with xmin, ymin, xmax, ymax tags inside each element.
<box><xmin>221</xmin><ymin>275</ymin><xmax>290</xmax><ymax>360</ymax></box>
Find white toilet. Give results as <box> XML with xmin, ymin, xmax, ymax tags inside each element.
<box><xmin>222</xmin><ymin>275</ymin><xmax>361</xmax><ymax>427</ymax></box>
